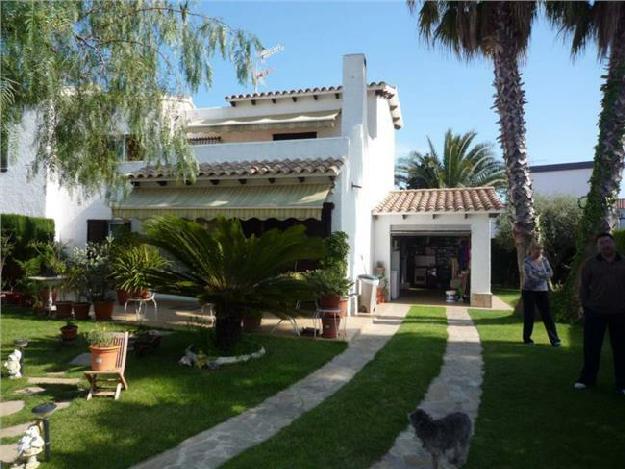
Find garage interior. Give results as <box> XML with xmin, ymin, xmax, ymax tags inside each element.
<box><xmin>390</xmin><ymin>232</ymin><xmax>471</xmax><ymax>303</ymax></box>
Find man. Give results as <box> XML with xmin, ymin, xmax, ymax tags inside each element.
<box><xmin>575</xmin><ymin>233</ymin><xmax>625</xmax><ymax>395</ymax></box>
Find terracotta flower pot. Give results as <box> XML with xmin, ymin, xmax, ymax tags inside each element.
<box><xmin>338</xmin><ymin>297</ymin><xmax>348</xmax><ymax>317</ymax></box>
<box><xmin>321</xmin><ymin>312</ymin><xmax>341</xmax><ymax>339</ymax></box>
<box><xmin>60</xmin><ymin>325</ymin><xmax>78</xmax><ymax>342</ymax></box>
<box><xmin>38</xmin><ymin>288</ymin><xmax>58</xmax><ymax>303</ymax></box>
<box><xmin>319</xmin><ymin>294</ymin><xmax>341</xmax><ymax>309</ymax></box>
<box><xmin>89</xmin><ymin>345</ymin><xmax>121</xmax><ymax>371</ymax></box>
<box><xmin>55</xmin><ymin>301</ymin><xmax>74</xmax><ymax>319</ymax></box>
<box><xmin>243</xmin><ymin>316</ymin><xmax>262</xmax><ymax>332</ymax></box>
<box><xmin>93</xmin><ymin>301</ymin><xmax>114</xmax><ymax>321</ymax></box>
<box><xmin>117</xmin><ymin>289</ymin><xmax>129</xmax><ymax>305</ymax></box>
<box><xmin>73</xmin><ymin>302</ymin><xmax>91</xmax><ymax>320</ymax></box>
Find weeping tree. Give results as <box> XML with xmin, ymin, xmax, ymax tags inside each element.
<box><xmin>144</xmin><ymin>217</ymin><xmax>325</xmax><ymax>350</ymax></box>
<box><xmin>395</xmin><ymin>129</ymin><xmax>505</xmax><ymax>190</ymax></box>
<box><xmin>410</xmin><ymin>1</ymin><xmax>540</xmax><ymax>287</ymax></box>
<box><xmin>547</xmin><ymin>2</ymin><xmax>625</xmax><ymax>319</ymax></box>
<box><xmin>0</xmin><ymin>1</ymin><xmax>261</xmax><ymax>194</ymax></box>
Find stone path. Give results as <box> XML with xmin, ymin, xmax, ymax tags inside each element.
<box><xmin>69</xmin><ymin>352</ymin><xmax>91</xmax><ymax>367</ymax></box>
<box><xmin>13</xmin><ymin>386</ymin><xmax>45</xmax><ymax>396</ymax></box>
<box><xmin>0</xmin><ymin>421</ymin><xmax>35</xmax><ymax>439</ymax></box>
<box><xmin>133</xmin><ymin>302</ymin><xmax>410</xmax><ymax>469</ymax></box>
<box><xmin>372</xmin><ymin>306</ymin><xmax>483</xmax><ymax>469</ymax></box>
<box><xmin>0</xmin><ymin>401</ymin><xmax>24</xmax><ymax>417</ymax></box>
<box><xmin>27</xmin><ymin>376</ymin><xmax>80</xmax><ymax>385</ymax></box>
<box><xmin>0</xmin><ymin>444</ymin><xmax>19</xmax><ymax>464</ymax></box>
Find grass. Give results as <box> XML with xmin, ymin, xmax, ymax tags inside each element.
<box><xmin>467</xmin><ymin>308</ymin><xmax>625</xmax><ymax>468</ymax></box>
<box><xmin>223</xmin><ymin>305</ymin><xmax>448</xmax><ymax>469</ymax></box>
<box><xmin>492</xmin><ymin>287</ymin><xmax>521</xmax><ymax>308</ymax></box>
<box><xmin>0</xmin><ymin>306</ymin><xmax>346</xmax><ymax>468</ymax></box>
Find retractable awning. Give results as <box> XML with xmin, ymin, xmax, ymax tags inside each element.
<box><xmin>187</xmin><ymin>110</ymin><xmax>340</xmax><ymax>132</ymax></box>
<box><xmin>112</xmin><ymin>184</ymin><xmax>332</xmax><ymax>221</ymax></box>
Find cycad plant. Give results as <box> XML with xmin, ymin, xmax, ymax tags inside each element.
<box><xmin>111</xmin><ymin>244</ymin><xmax>167</xmax><ymax>295</ymax></box>
<box><xmin>396</xmin><ymin>129</ymin><xmax>505</xmax><ymax>189</ymax></box>
<box><xmin>144</xmin><ymin>216</ymin><xmax>325</xmax><ymax>350</ymax></box>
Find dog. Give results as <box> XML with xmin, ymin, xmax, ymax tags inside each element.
<box><xmin>409</xmin><ymin>408</ymin><xmax>472</xmax><ymax>468</ymax></box>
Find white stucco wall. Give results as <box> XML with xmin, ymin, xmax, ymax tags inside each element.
<box><xmin>530</xmin><ymin>166</ymin><xmax>625</xmax><ymax>198</ymax></box>
<box><xmin>373</xmin><ymin>214</ymin><xmax>493</xmax><ymax>305</ymax></box>
<box><xmin>0</xmin><ymin>110</ymin><xmax>47</xmax><ymax>218</ymax></box>
<box><xmin>44</xmin><ymin>180</ymin><xmax>112</xmax><ymax>247</ymax></box>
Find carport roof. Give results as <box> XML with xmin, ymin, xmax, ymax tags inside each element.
<box><xmin>374</xmin><ymin>187</ymin><xmax>505</xmax><ymax>214</ymax></box>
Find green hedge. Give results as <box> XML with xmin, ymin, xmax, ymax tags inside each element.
<box><xmin>614</xmin><ymin>229</ymin><xmax>625</xmax><ymax>254</ymax></box>
<box><xmin>1</xmin><ymin>213</ymin><xmax>55</xmax><ymax>288</ymax></box>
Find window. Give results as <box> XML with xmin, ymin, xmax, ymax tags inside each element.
<box><xmin>272</xmin><ymin>132</ymin><xmax>317</xmax><ymax>141</ymax></box>
<box><xmin>87</xmin><ymin>220</ymin><xmax>131</xmax><ymax>243</ymax></box>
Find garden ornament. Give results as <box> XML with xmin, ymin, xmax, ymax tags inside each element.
<box><xmin>11</xmin><ymin>424</ymin><xmax>45</xmax><ymax>469</ymax></box>
<box><xmin>3</xmin><ymin>349</ymin><xmax>23</xmax><ymax>379</ymax></box>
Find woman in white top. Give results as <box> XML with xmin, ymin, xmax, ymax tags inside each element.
<box><xmin>522</xmin><ymin>241</ymin><xmax>560</xmax><ymax>346</ymax></box>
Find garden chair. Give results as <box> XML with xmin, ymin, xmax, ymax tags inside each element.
<box><xmin>84</xmin><ymin>332</ymin><xmax>129</xmax><ymax>400</ymax></box>
<box><xmin>124</xmin><ymin>291</ymin><xmax>158</xmax><ymax>321</ymax></box>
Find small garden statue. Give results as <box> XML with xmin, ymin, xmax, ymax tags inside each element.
<box><xmin>3</xmin><ymin>349</ymin><xmax>22</xmax><ymax>379</ymax></box>
<box><xmin>11</xmin><ymin>424</ymin><xmax>45</xmax><ymax>469</ymax></box>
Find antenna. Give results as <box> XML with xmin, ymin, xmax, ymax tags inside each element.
<box><xmin>253</xmin><ymin>44</ymin><xmax>284</xmax><ymax>93</ymax></box>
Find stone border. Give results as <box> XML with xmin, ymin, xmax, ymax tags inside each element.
<box><xmin>213</xmin><ymin>346</ymin><xmax>266</xmax><ymax>365</ymax></box>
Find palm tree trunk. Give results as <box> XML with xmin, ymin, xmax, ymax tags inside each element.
<box><xmin>491</xmin><ymin>3</ymin><xmax>539</xmax><ymax>290</ymax></box>
<box><xmin>564</xmin><ymin>22</ymin><xmax>625</xmax><ymax>318</ymax></box>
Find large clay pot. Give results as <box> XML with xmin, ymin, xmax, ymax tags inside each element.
<box><xmin>55</xmin><ymin>301</ymin><xmax>74</xmax><ymax>319</ymax></box>
<box><xmin>60</xmin><ymin>324</ymin><xmax>78</xmax><ymax>342</ymax></box>
<box><xmin>319</xmin><ymin>294</ymin><xmax>341</xmax><ymax>309</ymax></box>
<box><xmin>338</xmin><ymin>297</ymin><xmax>348</xmax><ymax>317</ymax></box>
<box><xmin>38</xmin><ymin>288</ymin><xmax>58</xmax><ymax>303</ymax></box>
<box><xmin>90</xmin><ymin>345</ymin><xmax>121</xmax><ymax>371</ymax></box>
<box><xmin>73</xmin><ymin>302</ymin><xmax>91</xmax><ymax>320</ymax></box>
<box><xmin>321</xmin><ymin>312</ymin><xmax>341</xmax><ymax>339</ymax></box>
<box><xmin>116</xmin><ymin>289</ymin><xmax>129</xmax><ymax>306</ymax></box>
<box><xmin>93</xmin><ymin>301</ymin><xmax>114</xmax><ymax>321</ymax></box>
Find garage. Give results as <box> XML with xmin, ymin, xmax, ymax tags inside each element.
<box><xmin>372</xmin><ymin>188</ymin><xmax>504</xmax><ymax>308</ymax></box>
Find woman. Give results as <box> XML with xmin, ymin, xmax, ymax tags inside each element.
<box><xmin>522</xmin><ymin>242</ymin><xmax>561</xmax><ymax>346</ymax></box>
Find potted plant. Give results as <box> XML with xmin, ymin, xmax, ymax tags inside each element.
<box><xmin>307</xmin><ymin>269</ymin><xmax>353</xmax><ymax>310</ymax></box>
<box><xmin>60</xmin><ymin>321</ymin><xmax>78</xmax><ymax>342</ymax></box>
<box><xmin>111</xmin><ymin>244</ymin><xmax>166</xmax><ymax>303</ymax></box>
<box><xmin>85</xmin><ymin>325</ymin><xmax>120</xmax><ymax>371</ymax></box>
<box><xmin>71</xmin><ymin>240</ymin><xmax>116</xmax><ymax>320</ymax></box>
<box><xmin>318</xmin><ymin>231</ymin><xmax>351</xmax><ymax>315</ymax></box>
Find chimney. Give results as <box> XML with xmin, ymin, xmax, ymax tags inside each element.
<box><xmin>341</xmin><ymin>54</ymin><xmax>367</xmax><ymax>134</ymax></box>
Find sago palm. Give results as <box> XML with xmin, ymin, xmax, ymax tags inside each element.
<box><xmin>396</xmin><ymin>129</ymin><xmax>505</xmax><ymax>189</ymax></box>
<box><xmin>547</xmin><ymin>1</ymin><xmax>625</xmax><ymax>317</ymax></box>
<box><xmin>144</xmin><ymin>216</ymin><xmax>324</xmax><ymax>350</ymax></box>
<box><xmin>410</xmin><ymin>0</ymin><xmax>539</xmax><ymax>287</ymax></box>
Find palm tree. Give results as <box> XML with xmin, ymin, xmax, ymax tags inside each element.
<box><xmin>396</xmin><ymin>129</ymin><xmax>505</xmax><ymax>189</ymax></box>
<box><xmin>145</xmin><ymin>217</ymin><xmax>324</xmax><ymax>350</ymax></box>
<box><xmin>410</xmin><ymin>1</ymin><xmax>539</xmax><ymax>286</ymax></box>
<box><xmin>547</xmin><ymin>2</ymin><xmax>625</xmax><ymax>317</ymax></box>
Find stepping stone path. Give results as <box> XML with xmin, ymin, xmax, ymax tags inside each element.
<box><xmin>0</xmin><ymin>421</ymin><xmax>35</xmax><ymax>439</ymax></box>
<box><xmin>372</xmin><ymin>306</ymin><xmax>483</xmax><ymax>469</ymax></box>
<box><xmin>13</xmin><ymin>386</ymin><xmax>45</xmax><ymax>396</ymax></box>
<box><xmin>0</xmin><ymin>444</ymin><xmax>19</xmax><ymax>464</ymax></box>
<box><xmin>133</xmin><ymin>302</ymin><xmax>411</xmax><ymax>469</ymax></box>
<box><xmin>0</xmin><ymin>401</ymin><xmax>25</xmax><ymax>417</ymax></box>
<box><xmin>27</xmin><ymin>376</ymin><xmax>80</xmax><ymax>385</ymax></box>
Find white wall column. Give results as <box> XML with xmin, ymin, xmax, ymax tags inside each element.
<box><xmin>470</xmin><ymin>216</ymin><xmax>493</xmax><ymax>307</ymax></box>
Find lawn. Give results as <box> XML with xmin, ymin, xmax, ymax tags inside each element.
<box><xmin>493</xmin><ymin>287</ymin><xmax>521</xmax><ymax>308</ymax></box>
<box><xmin>468</xmin><ymin>308</ymin><xmax>625</xmax><ymax>468</ymax></box>
<box><xmin>223</xmin><ymin>305</ymin><xmax>448</xmax><ymax>469</ymax></box>
<box><xmin>0</xmin><ymin>306</ymin><xmax>346</xmax><ymax>468</ymax></box>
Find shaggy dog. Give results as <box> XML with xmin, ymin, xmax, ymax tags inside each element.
<box><xmin>409</xmin><ymin>408</ymin><xmax>472</xmax><ymax>468</ymax></box>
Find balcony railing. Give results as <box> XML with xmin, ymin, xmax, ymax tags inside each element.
<box><xmin>118</xmin><ymin>136</ymin><xmax>349</xmax><ymax>173</ymax></box>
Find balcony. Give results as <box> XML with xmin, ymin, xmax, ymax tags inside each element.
<box><xmin>118</xmin><ymin>136</ymin><xmax>349</xmax><ymax>174</ymax></box>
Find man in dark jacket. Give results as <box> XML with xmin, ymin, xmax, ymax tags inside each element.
<box><xmin>575</xmin><ymin>233</ymin><xmax>625</xmax><ymax>395</ymax></box>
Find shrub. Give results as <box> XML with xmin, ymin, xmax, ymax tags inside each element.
<box><xmin>0</xmin><ymin>214</ymin><xmax>55</xmax><ymax>289</ymax></box>
<box><xmin>493</xmin><ymin>196</ymin><xmax>583</xmax><ymax>286</ymax></box>
<box><xmin>614</xmin><ymin>229</ymin><xmax>625</xmax><ymax>254</ymax></box>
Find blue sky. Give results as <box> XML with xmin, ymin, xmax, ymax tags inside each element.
<box><xmin>192</xmin><ymin>1</ymin><xmax>604</xmax><ymax>168</ymax></box>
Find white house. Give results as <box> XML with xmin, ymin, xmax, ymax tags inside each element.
<box><xmin>1</xmin><ymin>54</ymin><xmax>502</xmax><ymax>308</ymax></box>
<box><xmin>530</xmin><ymin>161</ymin><xmax>625</xmax><ymax>228</ymax></box>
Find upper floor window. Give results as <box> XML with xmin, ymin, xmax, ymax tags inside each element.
<box><xmin>188</xmin><ymin>136</ymin><xmax>222</xmax><ymax>145</ymax></box>
<box><xmin>273</xmin><ymin>132</ymin><xmax>317</xmax><ymax>141</ymax></box>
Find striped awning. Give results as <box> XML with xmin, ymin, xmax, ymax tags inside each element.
<box><xmin>112</xmin><ymin>184</ymin><xmax>332</xmax><ymax>221</ymax></box>
<box><xmin>186</xmin><ymin>110</ymin><xmax>340</xmax><ymax>132</ymax></box>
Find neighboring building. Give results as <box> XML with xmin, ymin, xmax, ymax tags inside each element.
<box><xmin>2</xmin><ymin>54</ymin><xmax>503</xmax><ymax>308</ymax></box>
<box><xmin>529</xmin><ymin>161</ymin><xmax>625</xmax><ymax>228</ymax></box>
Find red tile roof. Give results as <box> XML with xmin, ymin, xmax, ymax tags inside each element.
<box><xmin>225</xmin><ymin>82</ymin><xmax>393</xmax><ymax>101</ymax></box>
<box><xmin>124</xmin><ymin>158</ymin><xmax>344</xmax><ymax>180</ymax></box>
<box><xmin>374</xmin><ymin>188</ymin><xmax>505</xmax><ymax>214</ymax></box>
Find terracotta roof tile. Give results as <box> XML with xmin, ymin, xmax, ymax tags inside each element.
<box><xmin>374</xmin><ymin>188</ymin><xmax>505</xmax><ymax>214</ymax></box>
<box><xmin>225</xmin><ymin>82</ymin><xmax>394</xmax><ymax>101</ymax></box>
<box><xmin>125</xmin><ymin>158</ymin><xmax>344</xmax><ymax>180</ymax></box>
